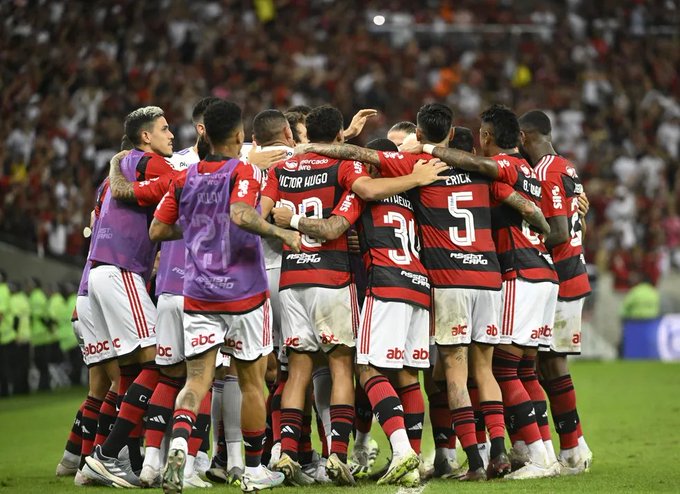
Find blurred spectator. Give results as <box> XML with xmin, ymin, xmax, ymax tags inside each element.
<box><xmin>0</xmin><ymin>0</ymin><xmax>677</xmax><ymax>291</ymax></box>
<box><xmin>620</xmin><ymin>273</ymin><xmax>661</xmax><ymax>320</ymax></box>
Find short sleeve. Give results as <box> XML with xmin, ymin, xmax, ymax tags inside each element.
<box><xmin>492</xmin><ymin>156</ymin><xmax>518</xmax><ymax>186</ymax></box>
<box><xmin>138</xmin><ymin>154</ymin><xmax>174</xmax><ymax>181</ymax></box>
<box><xmin>331</xmin><ymin>190</ymin><xmax>365</xmax><ymax>225</ymax></box>
<box><xmin>153</xmin><ymin>187</ymin><xmax>180</xmax><ymax>225</ymax></box>
<box><xmin>491</xmin><ymin>182</ymin><xmax>515</xmax><ymax>202</ymax></box>
<box><xmin>261</xmin><ymin>166</ymin><xmax>280</xmax><ymax>203</ymax></box>
<box><xmin>377</xmin><ymin>151</ymin><xmax>415</xmax><ymax>178</ymax></box>
<box><xmin>133</xmin><ymin>174</ymin><xmax>174</xmax><ymax>207</ymax></box>
<box><xmin>540</xmin><ymin>172</ymin><xmax>567</xmax><ymax>218</ymax></box>
<box><xmin>338</xmin><ymin>160</ymin><xmax>370</xmax><ymax>190</ymax></box>
<box><xmin>230</xmin><ymin>162</ymin><xmax>261</xmax><ymax>207</ymax></box>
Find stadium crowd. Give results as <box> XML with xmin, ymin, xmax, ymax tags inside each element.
<box><xmin>1</xmin><ymin>0</ymin><xmax>679</xmax><ymax>291</ymax></box>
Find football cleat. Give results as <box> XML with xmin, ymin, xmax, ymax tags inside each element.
<box><xmin>205</xmin><ymin>457</ymin><xmax>228</xmax><ymax>484</ymax></box>
<box><xmin>241</xmin><ymin>466</ymin><xmax>285</xmax><ymax>492</ymax></box>
<box><xmin>162</xmin><ymin>448</ymin><xmax>187</xmax><ymax>493</ymax></box>
<box><xmin>558</xmin><ymin>450</ymin><xmax>589</xmax><ymax>476</ymax></box>
<box><xmin>272</xmin><ymin>452</ymin><xmax>315</xmax><ymax>486</ymax></box>
<box><xmin>226</xmin><ymin>466</ymin><xmax>244</xmax><ymax>486</ymax></box>
<box><xmin>506</xmin><ymin>460</ymin><xmax>559</xmax><ymax>480</ymax></box>
<box><xmin>267</xmin><ymin>442</ymin><xmax>281</xmax><ymax>469</ymax></box>
<box><xmin>84</xmin><ymin>445</ymin><xmax>140</xmax><ymax>488</ymax></box>
<box><xmin>459</xmin><ymin>466</ymin><xmax>487</xmax><ymax>482</ymax></box>
<box><xmin>183</xmin><ymin>472</ymin><xmax>213</xmax><ymax>488</ymax></box>
<box><xmin>508</xmin><ymin>442</ymin><xmax>530</xmax><ymax>471</ymax></box>
<box><xmin>74</xmin><ymin>468</ymin><xmax>97</xmax><ymax>486</ymax></box>
<box><xmin>399</xmin><ymin>465</ymin><xmax>421</xmax><ymax>487</ymax></box>
<box><xmin>139</xmin><ymin>464</ymin><xmax>162</xmax><ymax>488</ymax></box>
<box><xmin>433</xmin><ymin>455</ymin><xmax>466</xmax><ymax>479</ymax></box>
<box><xmin>325</xmin><ymin>453</ymin><xmax>356</xmax><ymax>486</ymax></box>
<box><xmin>377</xmin><ymin>449</ymin><xmax>419</xmax><ymax>485</ymax></box>
<box><xmin>194</xmin><ymin>451</ymin><xmax>211</xmax><ymax>478</ymax></box>
<box><xmin>487</xmin><ymin>452</ymin><xmax>512</xmax><ymax>479</ymax></box>
<box><xmin>56</xmin><ymin>457</ymin><xmax>79</xmax><ymax>477</ymax></box>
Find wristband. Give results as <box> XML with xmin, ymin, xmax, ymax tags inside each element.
<box><xmin>290</xmin><ymin>214</ymin><xmax>303</xmax><ymax>230</ymax></box>
<box><xmin>423</xmin><ymin>144</ymin><xmax>435</xmax><ymax>155</ymax></box>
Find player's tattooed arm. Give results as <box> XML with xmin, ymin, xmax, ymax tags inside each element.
<box><xmin>296</xmin><ymin>143</ymin><xmax>382</xmax><ymax>166</ymax></box>
<box><xmin>271</xmin><ymin>207</ymin><xmax>350</xmax><ymax>241</ymax></box>
<box><xmin>108</xmin><ymin>150</ymin><xmax>136</xmax><ymax>202</ymax></box>
<box><xmin>502</xmin><ymin>191</ymin><xmax>551</xmax><ymax>235</ymax></box>
<box><xmin>149</xmin><ymin>218</ymin><xmax>183</xmax><ymax>241</ymax></box>
<box><xmin>431</xmin><ymin>147</ymin><xmax>500</xmax><ymax>178</ymax></box>
<box><xmin>231</xmin><ymin>201</ymin><xmax>302</xmax><ymax>252</ymax></box>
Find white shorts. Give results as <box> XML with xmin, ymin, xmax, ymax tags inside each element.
<box><xmin>500</xmin><ymin>279</ymin><xmax>558</xmax><ymax>348</ymax></box>
<box><xmin>88</xmin><ymin>265</ymin><xmax>157</xmax><ymax>358</ymax></box>
<box><xmin>267</xmin><ymin>267</ymin><xmax>287</xmax><ymax>367</ymax></box>
<box><xmin>432</xmin><ymin>287</ymin><xmax>501</xmax><ymax>346</ymax></box>
<box><xmin>78</xmin><ymin>293</ymin><xmax>114</xmax><ymax>366</ymax></box>
<box><xmin>155</xmin><ymin>294</ymin><xmax>185</xmax><ymax>366</ymax></box>
<box><xmin>280</xmin><ymin>284</ymin><xmax>359</xmax><ymax>354</ymax></box>
<box><xmin>356</xmin><ymin>297</ymin><xmax>430</xmax><ymax>369</ymax></box>
<box><xmin>545</xmin><ymin>298</ymin><xmax>585</xmax><ymax>354</ymax></box>
<box><xmin>183</xmin><ymin>299</ymin><xmax>273</xmax><ymax>362</ymax></box>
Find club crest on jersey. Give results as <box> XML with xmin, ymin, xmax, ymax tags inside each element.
<box><xmin>566</xmin><ymin>166</ymin><xmax>577</xmax><ymax>178</ymax></box>
<box><xmin>284</xmin><ymin>160</ymin><xmax>298</xmax><ymax>170</ymax></box>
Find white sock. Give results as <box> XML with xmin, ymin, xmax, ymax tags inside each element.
<box><xmin>170</xmin><ymin>437</ymin><xmax>188</xmax><ymax>455</ymax></box>
<box><xmin>227</xmin><ymin>441</ymin><xmax>244</xmax><ymax>470</ymax></box>
<box><xmin>312</xmin><ymin>367</ymin><xmax>332</xmax><ymax>452</ymax></box>
<box><xmin>61</xmin><ymin>450</ymin><xmax>80</xmax><ymax>466</ymax></box>
<box><xmin>544</xmin><ymin>439</ymin><xmax>557</xmax><ymax>463</ymax></box>
<box><xmin>355</xmin><ymin>431</ymin><xmax>371</xmax><ymax>448</ymax></box>
<box><xmin>389</xmin><ymin>429</ymin><xmax>412</xmax><ymax>458</ymax></box>
<box><xmin>512</xmin><ymin>439</ymin><xmax>527</xmax><ymax>452</ymax></box>
<box><xmin>245</xmin><ymin>464</ymin><xmax>263</xmax><ymax>476</ymax></box>
<box><xmin>434</xmin><ymin>447</ymin><xmax>449</xmax><ymax>463</ymax></box>
<box><xmin>578</xmin><ymin>435</ymin><xmax>590</xmax><ymax>452</ymax></box>
<box><xmin>527</xmin><ymin>440</ymin><xmax>549</xmax><ymax>467</ymax></box>
<box><xmin>211</xmin><ymin>379</ymin><xmax>224</xmax><ymax>458</ymax></box>
<box><xmin>222</xmin><ymin>375</ymin><xmax>242</xmax><ymax>468</ymax></box>
<box><xmin>183</xmin><ymin>454</ymin><xmax>196</xmax><ymax>477</ymax></box>
<box><xmin>560</xmin><ymin>445</ymin><xmax>579</xmax><ymax>460</ymax></box>
<box><xmin>143</xmin><ymin>446</ymin><xmax>161</xmax><ymax>470</ymax></box>
<box><xmin>447</xmin><ymin>448</ymin><xmax>458</xmax><ymax>463</ymax></box>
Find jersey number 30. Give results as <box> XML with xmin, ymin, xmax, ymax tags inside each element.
<box><xmin>383</xmin><ymin>211</ymin><xmax>419</xmax><ymax>265</ymax></box>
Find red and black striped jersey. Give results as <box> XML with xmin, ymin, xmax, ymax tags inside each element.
<box><xmin>489</xmin><ymin>154</ymin><xmax>558</xmax><ymax>284</ymax></box>
<box><xmin>377</xmin><ymin>151</ymin><xmax>506</xmax><ymax>290</ymax></box>
<box><xmin>262</xmin><ymin>153</ymin><xmax>367</xmax><ymax>290</ymax></box>
<box><xmin>357</xmin><ymin>192</ymin><xmax>431</xmax><ymax>309</ymax></box>
<box><xmin>534</xmin><ymin>154</ymin><xmax>591</xmax><ymax>300</ymax></box>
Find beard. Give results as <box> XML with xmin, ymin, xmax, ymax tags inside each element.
<box><xmin>197</xmin><ymin>136</ymin><xmax>210</xmax><ymax>160</ymax></box>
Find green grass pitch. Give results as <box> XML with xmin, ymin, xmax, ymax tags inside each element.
<box><xmin>1</xmin><ymin>361</ymin><xmax>679</xmax><ymax>493</ymax></box>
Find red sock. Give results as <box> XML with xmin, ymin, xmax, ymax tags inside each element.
<box><xmin>144</xmin><ymin>375</ymin><xmax>183</xmax><ymax>448</ymax></box>
<box><xmin>428</xmin><ymin>388</ymin><xmax>452</xmax><ymax>449</ymax></box>
<box><xmin>271</xmin><ymin>379</ymin><xmax>285</xmax><ymax>443</ymax></box>
<box><xmin>364</xmin><ymin>375</ymin><xmax>406</xmax><ymax>440</ymax></box>
<box><xmin>117</xmin><ymin>364</ymin><xmax>141</xmax><ymax>404</ymax></box>
<box><xmin>65</xmin><ymin>400</ymin><xmax>86</xmax><ymax>457</ymax></box>
<box><xmin>397</xmin><ymin>382</ymin><xmax>424</xmax><ymax>455</ymax></box>
<box><xmin>280</xmin><ymin>408</ymin><xmax>303</xmax><ymax>461</ymax></box>
<box><xmin>330</xmin><ymin>404</ymin><xmax>354</xmax><ymax>463</ymax></box>
<box><xmin>189</xmin><ymin>391</ymin><xmax>212</xmax><ymax>456</ymax></box>
<box><xmin>467</xmin><ymin>379</ymin><xmax>487</xmax><ymax>444</ymax></box>
<box><xmin>519</xmin><ymin>356</ymin><xmax>551</xmax><ymax>441</ymax></box>
<box><xmin>171</xmin><ymin>408</ymin><xmax>196</xmax><ymax>443</ymax></box>
<box><xmin>315</xmin><ymin>410</ymin><xmax>328</xmax><ymax>458</ymax></box>
<box><xmin>243</xmin><ymin>429</ymin><xmax>266</xmax><ymax>467</ymax></box>
<box><xmin>94</xmin><ymin>390</ymin><xmax>118</xmax><ymax>447</ymax></box>
<box><xmin>493</xmin><ymin>349</ymin><xmax>541</xmax><ymax>446</ymax></box>
<box><xmin>544</xmin><ymin>375</ymin><xmax>580</xmax><ymax>449</ymax></box>
<box><xmin>354</xmin><ymin>383</ymin><xmax>373</xmax><ymax>434</ymax></box>
<box><xmin>451</xmin><ymin>406</ymin><xmax>484</xmax><ymax>471</ymax></box>
<box><xmin>81</xmin><ymin>396</ymin><xmax>103</xmax><ymax>459</ymax></box>
<box><xmin>101</xmin><ymin>365</ymin><xmax>160</xmax><ymax>458</ymax></box>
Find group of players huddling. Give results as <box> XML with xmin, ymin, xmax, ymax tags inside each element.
<box><xmin>54</xmin><ymin>97</ymin><xmax>593</xmax><ymax>493</ymax></box>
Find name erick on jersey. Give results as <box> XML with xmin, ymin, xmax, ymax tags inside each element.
<box><xmin>489</xmin><ymin>154</ymin><xmax>558</xmax><ymax>283</ymax></box>
<box><xmin>357</xmin><ymin>191</ymin><xmax>430</xmax><ymax>309</ymax></box>
<box><xmin>534</xmin><ymin>154</ymin><xmax>591</xmax><ymax>300</ymax></box>
<box><xmin>378</xmin><ymin>151</ymin><xmax>509</xmax><ymax>290</ymax></box>
<box><xmin>262</xmin><ymin>153</ymin><xmax>367</xmax><ymax>290</ymax></box>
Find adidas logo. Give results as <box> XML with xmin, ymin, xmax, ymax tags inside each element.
<box><xmin>149</xmin><ymin>415</ymin><xmax>166</xmax><ymax>425</ymax></box>
<box><xmin>435</xmin><ymin>433</ymin><xmax>448</xmax><ymax>441</ymax></box>
<box><xmin>176</xmin><ymin>414</ymin><xmax>193</xmax><ymax>422</ymax></box>
<box><xmin>82</xmin><ymin>426</ymin><xmax>91</xmax><ymax>434</ymax></box>
<box><xmin>394</xmin><ymin>405</ymin><xmax>404</xmax><ymax>412</ymax></box>
<box><xmin>408</xmin><ymin>423</ymin><xmax>423</xmax><ymax>431</ymax></box>
<box><xmin>528</xmin><ymin>409</ymin><xmax>536</xmax><ymax>417</ymax></box>
<box><xmin>282</xmin><ymin>426</ymin><xmax>295</xmax><ymax>434</ymax></box>
<box><xmin>244</xmin><ymin>441</ymin><xmax>252</xmax><ymax>448</ymax></box>
<box><xmin>331</xmin><ymin>429</ymin><xmax>340</xmax><ymax>437</ymax></box>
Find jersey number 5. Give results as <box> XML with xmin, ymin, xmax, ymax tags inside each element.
<box><xmin>448</xmin><ymin>192</ymin><xmax>476</xmax><ymax>246</ymax></box>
